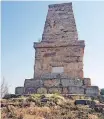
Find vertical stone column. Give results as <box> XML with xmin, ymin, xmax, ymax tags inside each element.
<box><xmin>42</xmin><ymin>2</ymin><xmax>78</xmax><ymax>41</ymax></box>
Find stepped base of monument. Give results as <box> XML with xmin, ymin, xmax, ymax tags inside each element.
<box><xmin>15</xmin><ymin>77</ymin><xmax>99</xmax><ymax>97</ymax></box>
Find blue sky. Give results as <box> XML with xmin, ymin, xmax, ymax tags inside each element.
<box><xmin>1</xmin><ymin>1</ymin><xmax>104</xmax><ymax>93</ymax></box>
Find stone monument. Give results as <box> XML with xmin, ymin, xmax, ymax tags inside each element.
<box><xmin>15</xmin><ymin>2</ymin><xmax>99</xmax><ymax>96</ymax></box>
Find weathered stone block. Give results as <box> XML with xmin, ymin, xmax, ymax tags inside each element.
<box><xmin>85</xmin><ymin>86</ymin><xmax>99</xmax><ymax>96</ymax></box>
<box><xmin>37</xmin><ymin>88</ymin><xmax>47</xmax><ymax>94</ymax></box>
<box><xmin>83</xmin><ymin>78</ymin><xmax>91</xmax><ymax>86</ymax></box>
<box><xmin>44</xmin><ymin>79</ymin><xmax>60</xmax><ymax>87</ymax></box>
<box><xmin>48</xmin><ymin>88</ymin><xmax>62</xmax><ymax>93</ymax></box>
<box><xmin>61</xmin><ymin>79</ymin><xmax>83</xmax><ymax>87</ymax></box>
<box><xmin>15</xmin><ymin>87</ymin><xmax>24</xmax><ymax>95</ymax></box>
<box><xmin>68</xmin><ymin>86</ymin><xmax>84</xmax><ymax>94</ymax></box>
<box><xmin>24</xmin><ymin>79</ymin><xmax>43</xmax><ymax>88</ymax></box>
<box><xmin>60</xmin><ymin>73</ymin><xmax>69</xmax><ymax>78</ymax></box>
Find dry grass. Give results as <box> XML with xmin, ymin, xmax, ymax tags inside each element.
<box><xmin>1</xmin><ymin>94</ymin><xmax>104</xmax><ymax>119</ymax></box>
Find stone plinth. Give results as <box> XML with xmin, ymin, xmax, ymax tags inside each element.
<box><xmin>23</xmin><ymin>77</ymin><xmax>99</xmax><ymax>96</ymax></box>
<box><xmin>34</xmin><ymin>40</ymin><xmax>85</xmax><ymax>79</ymax></box>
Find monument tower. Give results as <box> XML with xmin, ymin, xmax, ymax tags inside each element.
<box><xmin>15</xmin><ymin>2</ymin><xmax>99</xmax><ymax>96</ymax></box>
<box><xmin>34</xmin><ymin>3</ymin><xmax>85</xmax><ymax>79</ymax></box>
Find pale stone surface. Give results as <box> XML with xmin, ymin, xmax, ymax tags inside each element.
<box><xmin>41</xmin><ymin>73</ymin><xmax>61</xmax><ymax>79</ymax></box>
